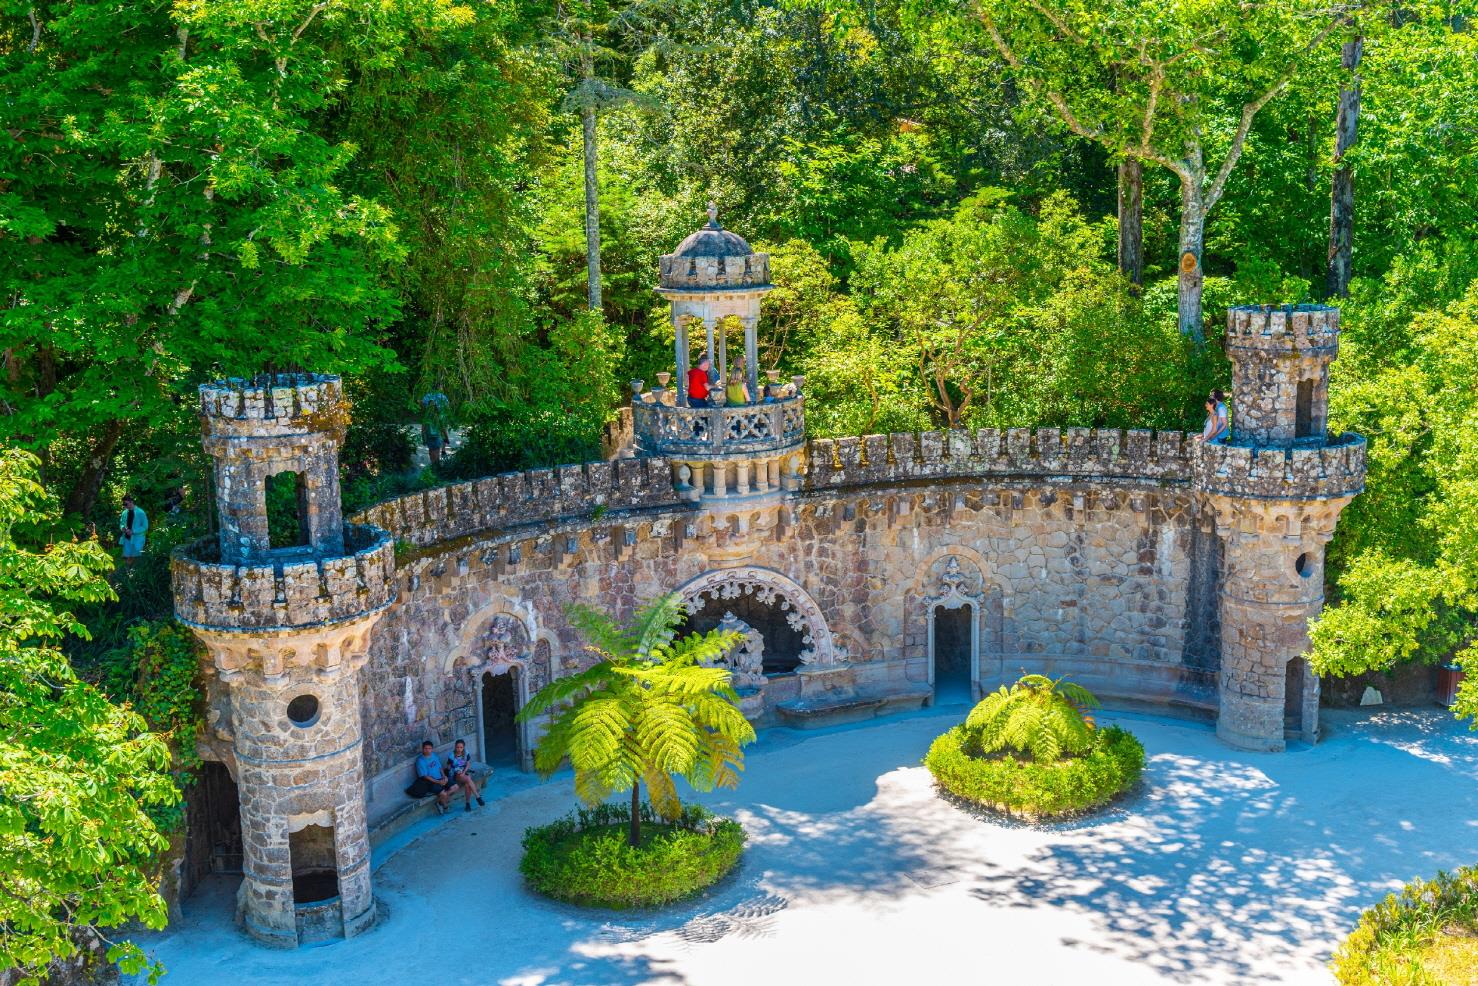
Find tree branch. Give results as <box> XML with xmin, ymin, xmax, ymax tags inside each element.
<box><xmin>28</xmin><ymin>7</ymin><xmax>40</xmax><ymax>52</ymax></box>
<box><xmin>1205</xmin><ymin>12</ymin><xmax>1354</xmax><ymax>209</ymax></box>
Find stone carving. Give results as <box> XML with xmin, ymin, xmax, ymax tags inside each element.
<box><xmin>633</xmin><ymin>396</ymin><xmax>806</xmax><ymax>457</ymax></box>
<box><xmin>677</xmin><ymin>566</ymin><xmax>842</xmax><ymax>666</ymax></box>
<box><xmin>711</xmin><ymin>612</ymin><xmax>765</xmax><ymax>689</ymax></box>
<box><xmin>923</xmin><ymin>555</ymin><xmax>984</xmax><ymax>610</ymax></box>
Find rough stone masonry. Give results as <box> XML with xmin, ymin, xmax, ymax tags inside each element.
<box><xmin>171</xmin><ymin>213</ymin><xmax>1363</xmax><ymax>947</ymax></box>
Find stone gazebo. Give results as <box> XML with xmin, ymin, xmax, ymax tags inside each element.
<box><xmin>633</xmin><ymin>205</ymin><xmax>806</xmax><ymax>503</ymax></box>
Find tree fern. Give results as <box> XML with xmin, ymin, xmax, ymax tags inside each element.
<box><xmin>964</xmin><ymin>674</ymin><xmax>1101</xmax><ymax>764</ymax></box>
<box><xmin>518</xmin><ymin>593</ymin><xmax>758</xmax><ymax>846</ymax></box>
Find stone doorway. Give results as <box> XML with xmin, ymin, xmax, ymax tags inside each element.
<box><xmin>481</xmin><ymin>670</ymin><xmax>520</xmax><ymax>768</ymax></box>
<box><xmin>929</xmin><ymin>602</ymin><xmax>977</xmax><ymax>705</ymax></box>
<box><xmin>288</xmin><ymin>824</ymin><xmax>339</xmax><ymax>904</ymax></box>
<box><xmin>182</xmin><ymin>761</ymin><xmax>242</xmax><ymax>897</ymax></box>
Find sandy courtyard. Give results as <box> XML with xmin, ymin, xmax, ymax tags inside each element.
<box><xmin>134</xmin><ymin>703</ymin><xmax>1478</xmax><ymax>986</ymax></box>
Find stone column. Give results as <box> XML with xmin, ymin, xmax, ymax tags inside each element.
<box><xmin>673</xmin><ymin>313</ymin><xmax>690</xmax><ymax>408</ymax></box>
<box><xmin>1208</xmin><ymin>497</ymin><xmax>1351</xmax><ymax>751</ymax></box>
<box><xmin>742</xmin><ymin>315</ymin><xmax>759</xmax><ymax>403</ymax></box>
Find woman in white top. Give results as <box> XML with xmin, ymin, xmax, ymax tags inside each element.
<box><xmin>1199</xmin><ymin>389</ymin><xmax>1230</xmax><ymax>443</ymax></box>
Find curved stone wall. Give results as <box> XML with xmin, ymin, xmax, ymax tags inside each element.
<box><xmin>172</xmin><ymin>524</ymin><xmax>396</xmax><ymax>632</ymax></box>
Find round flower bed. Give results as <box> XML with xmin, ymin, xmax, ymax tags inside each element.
<box><xmin>924</xmin><ymin>723</ymin><xmax>1145</xmax><ymax>820</ymax></box>
<box><xmin>520</xmin><ymin>802</ymin><xmax>745</xmax><ymax>909</ymax></box>
<box><xmin>1332</xmin><ymin>865</ymin><xmax>1478</xmax><ymax>985</ymax></box>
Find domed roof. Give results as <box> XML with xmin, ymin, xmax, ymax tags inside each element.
<box><xmin>670</xmin><ymin>203</ymin><xmax>753</xmax><ymax>258</ymax></box>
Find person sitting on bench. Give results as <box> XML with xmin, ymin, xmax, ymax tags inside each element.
<box><xmin>446</xmin><ymin>739</ymin><xmax>485</xmax><ymax>813</ymax></box>
<box><xmin>405</xmin><ymin>740</ymin><xmax>460</xmax><ymax>815</ymax></box>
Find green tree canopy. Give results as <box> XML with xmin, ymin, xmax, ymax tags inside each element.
<box><xmin>0</xmin><ymin>449</ymin><xmax>178</xmax><ymax>984</ymax></box>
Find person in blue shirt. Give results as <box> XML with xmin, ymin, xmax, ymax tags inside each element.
<box><xmin>118</xmin><ymin>495</ymin><xmax>148</xmax><ymax>567</ymax></box>
<box><xmin>404</xmin><ymin>740</ymin><xmax>460</xmax><ymax>814</ymax></box>
<box><xmin>446</xmin><ymin>739</ymin><xmax>485</xmax><ymax>813</ymax></box>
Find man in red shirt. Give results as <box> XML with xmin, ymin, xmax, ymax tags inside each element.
<box><xmin>688</xmin><ymin>356</ymin><xmax>712</xmax><ymax>407</ymax></box>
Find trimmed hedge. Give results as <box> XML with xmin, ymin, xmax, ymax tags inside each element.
<box><xmin>520</xmin><ymin>802</ymin><xmax>745</xmax><ymax>909</ymax></box>
<box><xmin>925</xmin><ymin>723</ymin><xmax>1145</xmax><ymax>820</ymax></box>
<box><xmin>1332</xmin><ymin>865</ymin><xmax>1478</xmax><ymax>985</ymax></box>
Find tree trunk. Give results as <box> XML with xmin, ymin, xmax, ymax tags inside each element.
<box><xmin>582</xmin><ymin>102</ymin><xmax>602</xmax><ymax>313</ymax></box>
<box><xmin>628</xmin><ymin>781</ymin><xmax>640</xmax><ymax>847</ymax></box>
<box><xmin>1326</xmin><ymin>35</ymin><xmax>1362</xmax><ymax>299</ymax></box>
<box><xmin>62</xmin><ymin>418</ymin><xmax>126</xmax><ymax>521</ymax></box>
<box><xmin>1117</xmin><ymin>158</ymin><xmax>1144</xmax><ymax>290</ymax></box>
<box><xmin>1177</xmin><ymin>182</ymin><xmax>1207</xmax><ymax>345</ymax></box>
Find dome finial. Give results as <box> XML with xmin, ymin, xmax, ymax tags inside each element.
<box><xmin>706</xmin><ymin>200</ymin><xmax>720</xmax><ymax>228</ymax></box>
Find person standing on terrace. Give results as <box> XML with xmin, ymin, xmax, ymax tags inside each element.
<box><xmin>689</xmin><ymin>356</ymin><xmax>712</xmax><ymax>407</ymax></box>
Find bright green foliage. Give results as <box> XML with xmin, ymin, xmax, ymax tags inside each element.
<box><xmin>517</xmin><ymin>594</ymin><xmax>756</xmax><ymax>845</ymax></box>
<box><xmin>925</xmin><ymin>723</ymin><xmax>1145</xmax><ymax>819</ymax></box>
<box><xmin>1331</xmin><ymin>865</ymin><xmax>1478</xmax><ymax>985</ymax></box>
<box><xmin>101</xmin><ymin>622</ymin><xmax>204</xmax><ymax>773</ymax></box>
<box><xmin>1311</xmin><ymin>286</ymin><xmax>1478</xmax><ymax>722</ymax></box>
<box><xmin>520</xmin><ymin>801</ymin><xmax>745</xmax><ymax>908</ymax></box>
<box><xmin>965</xmin><ymin>673</ymin><xmax>1100</xmax><ymax>764</ymax></box>
<box><xmin>0</xmin><ymin>450</ymin><xmax>178</xmax><ymax>984</ymax></box>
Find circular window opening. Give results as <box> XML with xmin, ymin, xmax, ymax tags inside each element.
<box><xmin>1294</xmin><ymin>553</ymin><xmax>1312</xmax><ymax>578</ymax></box>
<box><xmin>286</xmin><ymin>694</ymin><xmax>320</xmax><ymax>728</ymax></box>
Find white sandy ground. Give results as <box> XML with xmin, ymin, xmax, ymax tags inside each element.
<box><xmin>131</xmin><ymin>701</ymin><xmax>1478</xmax><ymax>986</ymax></box>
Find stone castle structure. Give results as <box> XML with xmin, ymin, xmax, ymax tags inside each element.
<box><xmin>172</xmin><ymin>213</ymin><xmax>1364</xmax><ymax>946</ymax></box>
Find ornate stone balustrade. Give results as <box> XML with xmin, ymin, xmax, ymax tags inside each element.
<box><xmin>1194</xmin><ymin>434</ymin><xmax>1366</xmax><ymax>500</ymax></box>
<box><xmin>172</xmin><ymin>524</ymin><xmax>396</xmax><ymax>632</ymax></box>
<box><xmin>633</xmin><ymin>395</ymin><xmax>806</xmax><ymax>458</ymax></box>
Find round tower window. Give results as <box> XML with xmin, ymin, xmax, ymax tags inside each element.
<box><xmin>1294</xmin><ymin>553</ymin><xmax>1312</xmax><ymax>578</ymax></box>
<box><xmin>286</xmin><ymin>695</ymin><xmax>321</xmax><ymax>728</ymax></box>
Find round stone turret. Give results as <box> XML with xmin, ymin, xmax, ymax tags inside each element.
<box><xmin>201</xmin><ymin>373</ymin><xmax>349</xmax><ymax>563</ymax></box>
<box><xmin>1197</xmin><ymin>305</ymin><xmax>1365</xmax><ymax>754</ymax></box>
<box><xmin>1225</xmin><ymin>304</ymin><xmax>1339</xmax><ymax>446</ymax></box>
<box><xmin>174</xmin><ymin>372</ymin><xmax>392</xmax><ymax>948</ymax></box>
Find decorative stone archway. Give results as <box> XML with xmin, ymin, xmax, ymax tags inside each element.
<box><xmin>675</xmin><ymin>567</ymin><xmax>843</xmax><ymax>667</ymax></box>
<box><xmin>446</xmin><ymin>610</ymin><xmax>543</xmax><ymax>771</ymax></box>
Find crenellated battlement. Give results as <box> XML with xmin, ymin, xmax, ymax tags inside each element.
<box><xmin>351</xmin><ymin>456</ymin><xmax>681</xmax><ymax>547</ymax></box>
<box><xmin>199</xmin><ymin>373</ymin><xmax>348</xmax><ymax>441</ymax></box>
<box><xmin>1195</xmin><ymin>434</ymin><xmax>1366</xmax><ymax>501</ymax></box>
<box><xmin>1225</xmin><ymin>304</ymin><xmax>1339</xmax><ymax>355</ymax></box>
<box><xmin>172</xmin><ymin>523</ymin><xmax>396</xmax><ymax>632</ymax></box>
<box><xmin>804</xmin><ymin>427</ymin><xmax>1193</xmax><ymax>490</ymax></box>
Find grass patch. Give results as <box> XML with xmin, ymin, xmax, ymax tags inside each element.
<box><xmin>924</xmin><ymin>723</ymin><xmax>1145</xmax><ymax>820</ymax></box>
<box><xmin>1334</xmin><ymin>866</ymin><xmax>1478</xmax><ymax>985</ymax></box>
<box><xmin>520</xmin><ymin>802</ymin><xmax>745</xmax><ymax>909</ymax></box>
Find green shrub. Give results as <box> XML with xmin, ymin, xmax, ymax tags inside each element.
<box><xmin>1332</xmin><ymin>866</ymin><xmax>1478</xmax><ymax>985</ymax></box>
<box><xmin>925</xmin><ymin>723</ymin><xmax>1145</xmax><ymax>820</ymax></box>
<box><xmin>520</xmin><ymin>802</ymin><xmax>745</xmax><ymax>909</ymax></box>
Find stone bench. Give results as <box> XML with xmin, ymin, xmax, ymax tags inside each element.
<box><xmin>368</xmin><ymin>764</ymin><xmax>493</xmax><ymax>849</ymax></box>
<box><xmin>775</xmin><ymin>686</ymin><xmax>932</xmax><ymax>729</ymax></box>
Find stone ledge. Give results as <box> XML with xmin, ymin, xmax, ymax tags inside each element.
<box><xmin>367</xmin><ymin>764</ymin><xmax>493</xmax><ymax>850</ymax></box>
<box><xmin>1194</xmin><ymin>434</ymin><xmax>1366</xmax><ymax>500</ymax></box>
<box><xmin>172</xmin><ymin>524</ymin><xmax>395</xmax><ymax>631</ymax></box>
<box><xmin>775</xmin><ymin>685</ymin><xmax>933</xmax><ymax>729</ymax></box>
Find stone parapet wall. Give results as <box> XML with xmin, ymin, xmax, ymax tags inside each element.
<box><xmin>658</xmin><ymin>253</ymin><xmax>770</xmax><ymax>290</ymax></box>
<box><xmin>351</xmin><ymin>457</ymin><xmax>681</xmax><ymax>548</ymax></box>
<box><xmin>199</xmin><ymin>373</ymin><xmax>347</xmax><ymax>441</ymax></box>
<box><xmin>173</xmin><ymin>524</ymin><xmax>395</xmax><ymax>632</ymax></box>
<box><xmin>1225</xmin><ymin>304</ymin><xmax>1339</xmax><ymax>355</ymax></box>
<box><xmin>805</xmin><ymin>427</ymin><xmax>1192</xmax><ymax>491</ymax></box>
<box><xmin>1195</xmin><ymin>435</ymin><xmax>1366</xmax><ymax>501</ymax></box>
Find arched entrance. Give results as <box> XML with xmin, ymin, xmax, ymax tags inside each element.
<box><xmin>921</xmin><ymin>555</ymin><xmax>985</xmax><ymax>703</ymax></box>
<box><xmin>675</xmin><ymin>567</ymin><xmax>842</xmax><ymax>674</ymax></box>
<box><xmin>448</xmin><ymin>611</ymin><xmax>549</xmax><ymax>772</ymax></box>
<box><xmin>480</xmin><ymin>668</ymin><xmax>520</xmax><ymax>768</ymax></box>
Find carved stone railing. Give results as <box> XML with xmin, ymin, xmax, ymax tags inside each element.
<box><xmin>1194</xmin><ymin>433</ymin><xmax>1366</xmax><ymax>501</ymax></box>
<box><xmin>633</xmin><ymin>395</ymin><xmax>806</xmax><ymax>458</ymax></box>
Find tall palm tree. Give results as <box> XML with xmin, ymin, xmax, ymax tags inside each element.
<box><xmin>517</xmin><ymin>593</ymin><xmax>756</xmax><ymax>846</ymax></box>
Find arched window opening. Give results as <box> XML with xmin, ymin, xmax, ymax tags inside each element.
<box><xmin>1294</xmin><ymin>379</ymin><xmax>1315</xmax><ymax>438</ymax></box>
<box><xmin>266</xmin><ymin>470</ymin><xmax>310</xmax><ymax>549</ymax></box>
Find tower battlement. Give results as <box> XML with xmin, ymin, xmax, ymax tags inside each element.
<box><xmin>1224</xmin><ymin>304</ymin><xmax>1340</xmax><ymax>356</ymax></box>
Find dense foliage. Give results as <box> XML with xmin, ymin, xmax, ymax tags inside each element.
<box><xmin>0</xmin><ymin>450</ymin><xmax>178</xmax><ymax>984</ymax></box>
<box><xmin>925</xmin><ymin>723</ymin><xmax>1146</xmax><ymax>820</ymax></box>
<box><xmin>965</xmin><ymin>673</ymin><xmax>1102</xmax><ymax>764</ymax></box>
<box><xmin>518</xmin><ymin>594</ymin><xmax>755</xmax><ymax>846</ymax></box>
<box><xmin>520</xmin><ymin>801</ymin><xmax>745</xmax><ymax>908</ymax></box>
<box><xmin>1332</xmin><ymin>866</ymin><xmax>1478</xmax><ymax>985</ymax></box>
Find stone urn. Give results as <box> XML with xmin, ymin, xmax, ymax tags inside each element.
<box><xmin>630</xmin><ymin>379</ymin><xmax>644</xmax><ymax>400</ymax></box>
<box><xmin>656</xmin><ymin>371</ymin><xmax>671</xmax><ymax>389</ymax></box>
<box><xmin>791</xmin><ymin>374</ymin><xmax>806</xmax><ymax>396</ymax></box>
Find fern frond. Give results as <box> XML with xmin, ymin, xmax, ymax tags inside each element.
<box><xmin>637</xmin><ymin>702</ymin><xmax>701</xmax><ymax>775</ymax></box>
